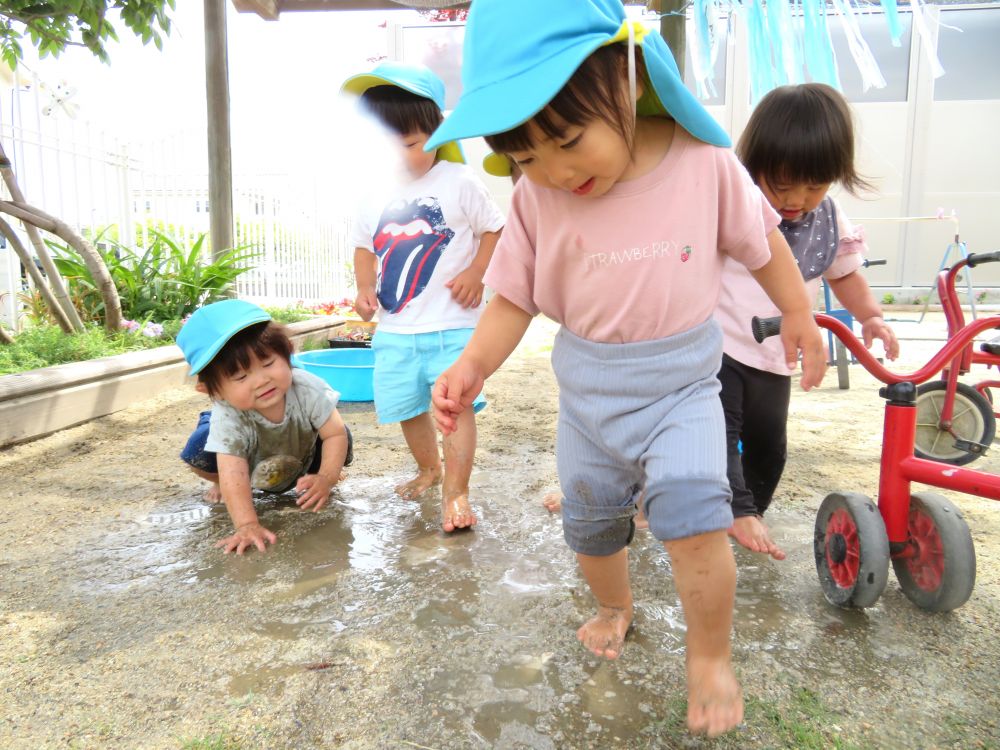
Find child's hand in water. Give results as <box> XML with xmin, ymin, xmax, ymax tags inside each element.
<box><xmin>216</xmin><ymin>521</ymin><xmax>277</xmax><ymax>555</ymax></box>
<box><xmin>295</xmin><ymin>473</ymin><xmax>337</xmax><ymax>511</ymax></box>
<box><xmin>780</xmin><ymin>309</ymin><xmax>827</xmax><ymax>390</ymax></box>
<box><xmin>861</xmin><ymin>316</ymin><xmax>899</xmax><ymax>360</ymax></box>
<box><xmin>432</xmin><ymin>361</ymin><xmax>484</xmax><ymax>435</ymax></box>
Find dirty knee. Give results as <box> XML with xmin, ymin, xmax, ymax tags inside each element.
<box><xmin>562</xmin><ymin>516</ymin><xmax>636</xmax><ymax>556</ymax></box>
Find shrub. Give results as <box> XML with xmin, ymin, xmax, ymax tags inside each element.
<box><xmin>0</xmin><ymin>324</ymin><xmax>169</xmax><ymax>374</ymax></box>
<box><xmin>49</xmin><ymin>230</ymin><xmax>258</xmax><ymax>324</ymax></box>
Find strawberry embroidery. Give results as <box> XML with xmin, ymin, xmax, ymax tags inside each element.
<box><xmin>680</xmin><ymin>245</ymin><xmax>693</xmax><ymax>262</ymax></box>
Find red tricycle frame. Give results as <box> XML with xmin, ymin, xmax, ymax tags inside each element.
<box><xmin>754</xmin><ymin>305</ymin><xmax>1000</xmax><ymax>611</ymax></box>
<box><xmin>915</xmin><ymin>257</ymin><xmax>1000</xmax><ymax>465</ymax></box>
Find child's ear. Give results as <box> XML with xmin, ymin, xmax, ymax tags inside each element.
<box><xmin>194</xmin><ymin>381</ymin><xmax>209</xmax><ymax>395</ymax></box>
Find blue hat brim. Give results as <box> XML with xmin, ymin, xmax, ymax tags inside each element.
<box><xmin>186</xmin><ymin>312</ymin><xmax>271</xmax><ymax>376</ymax></box>
<box><xmin>427</xmin><ymin>32</ymin><xmax>730</xmax><ymax>152</ymax></box>
<box><xmin>427</xmin><ymin>35</ymin><xmax>605</xmax><ymax>150</ymax></box>
<box><xmin>342</xmin><ymin>72</ymin><xmax>466</xmax><ymax>164</ymax></box>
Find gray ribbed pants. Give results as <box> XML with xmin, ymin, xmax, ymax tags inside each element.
<box><xmin>552</xmin><ymin>319</ymin><xmax>733</xmax><ymax>555</ymax></box>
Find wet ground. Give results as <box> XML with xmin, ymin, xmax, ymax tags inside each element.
<box><xmin>2</xmin><ymin>315</ymin><xmax>1000</xmax><ymax>749</ymax></box>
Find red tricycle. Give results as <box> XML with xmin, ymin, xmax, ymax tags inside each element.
<box><xmin>753</xmin><ymin>290</ymin><xmax>1000</xmax><ymax>612</ymax></box>
<box><xmin>912</xmin><ymin>253</ymin><xmax>1000</xmax><ymax>465</ymax></box>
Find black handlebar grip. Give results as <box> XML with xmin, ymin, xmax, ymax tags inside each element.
<box><xmin>967</xmin><ymin>250</ymin><xmax>1000</xmax><ymax>268</ymax></box>
<box><xmin>751</xmin><ymin>315</ymin><xmax>782</xmax><ymax>343</ymax></box>
<box><xmin>863</xmin><ymin>258</ymin><xmax>887</xmax><ymax>267</ymax></box>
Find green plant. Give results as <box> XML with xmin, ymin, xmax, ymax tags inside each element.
<box><xmin>15</xmin><ymin>287</ymin><xmax>54</xmax><ymax>328</ymax></box>
<box><xmin>0</xmin><ymin>2</ymin><xmax>175</xmax><ymax>68</ymax></box>
<box><xmin>264</xmin><ymin>305</ymin><xmax>313</xmax><ymax>325</ymax></box>
<box><xmin>977</xmin><ymin>290</ymin><xmax>988</xmax><ymax>304</ymax></box>
<box><xmin>0</xmin><ymin>324</ymin><xmax>169</xmax><ymax>374</ymax></box>
<box><xmin>881</xmin><ymin>293</ymin><xmax>895</xmax><ymax>305</ymax></box>
<box><xmin>49</xmin><ymin>229</ymin><xmax>258</xmax><ymax>324</ymax></box>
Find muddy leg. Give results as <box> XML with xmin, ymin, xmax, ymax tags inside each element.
<box><xmin>664</xmin><ymin>530</ymin><xmax>743</xmax><ymax>737</ymax></box>
<box><xmin>440</xmin><ymin>407</ymin><xmax>477</xmax><ymax>532</ymax></box>
<box><xmin>396</xmin><ymin>412</ymin><xmax>443</xmax><ymax>500</ymax></box>
<box><xmin>575</xmin><ymin>548</ymin><xmax>634</xmax><ymax>659</ymax></box>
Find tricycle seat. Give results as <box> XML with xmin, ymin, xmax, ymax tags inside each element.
<box><xmin>979</xmin><ymin>335</ymin><xmax>1000</xmax><ymax>356</ymax></box>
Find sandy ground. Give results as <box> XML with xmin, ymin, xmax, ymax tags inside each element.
<box><xmin>2</xmin><ymin>314</ymin><xmax>1000</xmax><ymax>749</ymax></box>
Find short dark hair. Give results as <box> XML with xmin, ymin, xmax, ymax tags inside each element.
<box><xmin>359</xmin><ymin>85</ymin><xmax>443</xmax><ymax>138</ymax></box>
<box><xmin>485</xmin><ymin>44</ymin><xmax>636</xmax><ymax>154</ymax></box>
<box><xmin>198</xmin><ymin>321</ymin><xmax>294</xmax><ymax>398</ymax></box>
<box><xmin>737</xmin><ymin>83</ymin><xmax>872</xmax><ymax>195</ymax></box>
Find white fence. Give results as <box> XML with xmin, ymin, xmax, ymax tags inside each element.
<box><xmin>0</xmin><ymin>71</ymin><xmax>353</xmax><ymax>330</ymax></box>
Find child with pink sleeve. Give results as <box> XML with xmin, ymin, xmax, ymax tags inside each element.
<box><xmin>428</xmin><ymin>0</ymin><xmax>827</xmax><ymax>736</ymax></box>
<box><xmin>715</xmin><ymin>83</ymin><xmax>898</xmax><ymax>560</ymax></box>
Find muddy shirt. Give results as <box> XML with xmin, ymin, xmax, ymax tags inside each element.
<box><xmin>203</xmin><ymin>369</ymin><xmax>339</xmax><ymax>474</ymax></box>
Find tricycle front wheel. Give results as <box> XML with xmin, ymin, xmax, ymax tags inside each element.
<box><xmin>892</xmin><ymin>492</ymin><xmax>976</xmax><ymax>612</ymax></box>
<box><xmin>814</xmin><ymin>492</ymin><xmax>890</xmax><ymax>608</ymax></box>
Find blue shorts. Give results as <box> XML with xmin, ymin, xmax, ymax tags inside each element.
<box><xmin>371</xmin><ymin>328</ymin><xmax>486</xmax><ymax>424</ymax></box>
<box><xmin>180</xmin><ymin>411</ymin><xmax>354</xmax><ymax>474</ymax></box>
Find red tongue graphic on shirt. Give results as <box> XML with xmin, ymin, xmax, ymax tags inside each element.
<box><xmin>373</xmin><ymin>198</ymin><xmax>454</xmax><ymax>314</ymax></box>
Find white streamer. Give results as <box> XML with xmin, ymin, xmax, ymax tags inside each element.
<box><xmin>830</xmin><ymin>0</ymin><xmax>886</xmax><ymax>91</ymax></box>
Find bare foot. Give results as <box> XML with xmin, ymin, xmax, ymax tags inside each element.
<box><xmin>543</xmin><ymin>491</ymin><xmax>648</xmax><ymax>530</ymax></box>
<box><xmin>441</xmin><ymin>492</ymin><xmax>477</xmax><ymax>533</ymax></box>
<box><xmin>395</xmin><ymin>466</ymin><xmax>442</xmax><ymax>500</ymax></box>
<box><xmin>576</xmin><ymin>603</ymin><xmax>634</xmax><ymax>659</ymax></box>
<box><xmin>686</xmin><ymin>656</ymin><xmax>744</xmax><ymax>737</ymax></box>
<box><xmin>204</xmin><ymin>483</ymin><xmax>223</xmax><ymax>503</ymax></box>
<box><xmin>728</xmin><ymin>516</ymin><xmax>786</xmax><ymax>560</ymax></box>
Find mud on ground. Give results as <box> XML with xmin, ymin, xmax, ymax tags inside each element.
<box><xmin>2</xmin><ymin>316</ymin><xmax>999</xmax><ymax>749</ymax></box>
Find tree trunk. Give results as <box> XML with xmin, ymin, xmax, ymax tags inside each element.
<box><xmin>0</xmin><ymin>324</ymin><xmax>12</xmax><ymax>344</ymax></box>
<box><xmin>0</xmin><ymin>215</ymin><xmax>75</xmax><ymax>332</ymax></box>
<box><xmin>0</xmin><ymin>201</ymin><xmax>123</xmax><ymax>332</ymax></box>
<box><xmin>649</xmin><ymin>0</ymin><xmax>686</xmax><ymax>76</ymax></box>
<box><xmin>0</xmin><ymin>142</ymin><xmax>85</xmax><ymax>331</ymax></box>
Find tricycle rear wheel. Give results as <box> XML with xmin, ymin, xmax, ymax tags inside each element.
<box><xmin>914</xmin><ymin>381</ymin><xmax>995</xmax><ymax>465</ymax></box>
<box><xmin>892</xmin><ymin>492</ymin><xmax>976</xmax><ymax>612</ymax></box>
<box><xmin>814</xmin><ymin>492</ymin><xmax>890</xmax><ymax>608</ymax></box>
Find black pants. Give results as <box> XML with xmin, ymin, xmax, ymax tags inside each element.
<box><xmin>718</xmin><ymin>354</ymin><xmax>791</xmax><ymax>518</ymax></box>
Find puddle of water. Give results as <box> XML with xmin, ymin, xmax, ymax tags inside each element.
<box><xmin>65</xmin><ymin>471</ymin><xmax>943</xmax><ymax>745</ymax></box>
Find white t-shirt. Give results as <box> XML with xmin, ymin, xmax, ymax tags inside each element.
<box><xmin>351</xmin><ymin>160</ymin><xmax>506</xmax><ymax>334</ymax></box>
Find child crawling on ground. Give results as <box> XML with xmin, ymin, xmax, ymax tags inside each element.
<box><xmin>178</xmin><ymin>299</ymin><xmax>354</xmax><ymax>554</ymax></box>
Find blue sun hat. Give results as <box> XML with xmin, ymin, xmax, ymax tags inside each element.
<box><xmin>426</xmin><ymin>0</ymin><xmax>730</xmax><ymax>153</ymax></box>
<box><xmin>341</xmin><ymin>61</ymin><xmax>465</xmax><ymax>165</ymax></box>
<box><xmin>177</xmin><ymin>299</ymin><xmax>271</xmax><ymax>376</ymax></box>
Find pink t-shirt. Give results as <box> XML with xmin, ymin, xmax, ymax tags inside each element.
<box><xmin>484</xmin><ymin>128</ymin><xmax>779</xmax><ymax>343</ymax></box>
<box><xmin>716</xmin><ymin>201</ymin><xmax>867</xmax><ymax>374</ymax></box>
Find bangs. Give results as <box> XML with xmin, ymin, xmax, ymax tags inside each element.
<box><xmin>485</xmin><ymin>44</ymin><xmax>633</xmax><ymax>155</ymax></box>
<box><xmin>737</xmin><ymin>83</ymin><xmax>872</xmax><ymax>195</ymax></box>
<box><xmin>359</xmin><ymin>85</ymin><xmax>443</xmax><ymax>137</ymax></box>
<box><xmin>199</xmin><ymin>321</ymin><xmax>293</xmax><ymax>398</ymax></box>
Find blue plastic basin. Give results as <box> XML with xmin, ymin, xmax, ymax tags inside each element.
<box><xmin>293</xmin><ymin>348</ymin><xmax>375</xmax><ymax>402</ymax></box>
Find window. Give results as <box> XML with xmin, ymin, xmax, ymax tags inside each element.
<box><xmin>934</xmin><ymin>9</ymin><xmax>1000</xmax><ymax>101</ymax></box>
<box><xmin>828</xmin><ymin>12</ymin><xmax>911</xmax><ymax>103</ymax></box>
